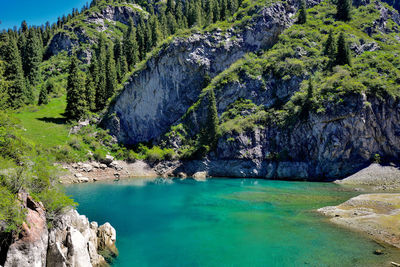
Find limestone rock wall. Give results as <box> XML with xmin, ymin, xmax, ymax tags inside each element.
<box><xmin>105</xmin><ymin>2</ymin><xmax>294</xmax><ymax>144</ymax></box>
<box><xmin>1</xmin><ymin>195</ymin><xmax>117</xmax><ymax>267</ymax></box>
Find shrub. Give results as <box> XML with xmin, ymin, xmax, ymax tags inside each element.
<box><xmin>93</xmin><ymin>149</ymin><xmax>107</xmax><ymax>162</ymax></box>
<box><xmin>0</xmin><ymin>186</ymin><xmax>25</xmax><ymax>232</ymax></box>
<box><xmin>35</xmin><ymin>188</ymin><xmax>77</xmax><ymax>221</ymax></box>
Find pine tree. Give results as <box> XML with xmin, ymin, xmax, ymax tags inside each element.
<box><xmin>213</xmin><ymin>0</ymin><xmax>220</xmax><ymax>22</ymax></box>
<box><xmin>123</xmin><ymin>19</ymin><xmax>139</xmax><ymax>70</ymax></box>
<box><xmin>228</xmin><ymin>0</ymin><xmax>239</xmax><ymax>16</ymax></box>
<box><xmin>323</xmin><ymin>30</ymin><xmax>336</xmax><ymax>69</ymax></box>
<box><xmin>336</xmin><ymin>32</ymin><xmax>351</xmax><ymax>66</ymax></box>
<box><xmin>205</xmin><ymin>0</ymin><xmax>215</xmax><ymax>25</ymax></box>
<box><xmin>65</xmin><ymin>55</ymin><xmax>87</xmax><ymax>120</ymax></box>
<box><xmin>4</xmin><ymin>36</ymin><xmax>26</xmax><ymax>108</ymax></box>
<box><xmin>0</xmin><ymin>60</ymin><xmax>10</xmax><ymax>109</ymax></box>
<box><xmin>336</xmin><ymin>0</ymin><xmax>352</xmax><ymax>21</ymax></box>
<box><xmin>24</xmin><ymin>29</ymin><xmax>43</xmax><ymax>84</ymax></box>
<box><xmin>297</xmin><ymin>0</ymin><xmax>307</xmax><ymax>24</ymax></box>
<box><xmin>323</xmin><ymin>30</ymin><xmax>336</xmax><ymax>57</ymax></box>
<box><xmin>96</xmin><ymin>34</ymin><xmax>107</xmax><ymax>110</ymax></box>
<box><xmin>167</xmin><ymin>12</ymin><xmax>178</xmax><ymax>35</ymax></box>
<box><xmin>85</xmin><ymin>72</ymin><xmax>96</xmax><ymax>111</ymax></box>
<box><xmin>87</xmin><ymin>56</ymin><xmax>99</xmax><ymax>111</ymax></box>
<box><xmin>220</xmin><ymin>0</ymin><xmax>228</xmax><ymax>21</ymax></box>
<box><xmin>114</xmin><ymin>40</ymin><xmax>128</xmax><ymax>83</ymax></box>
<box><xmin>145</xmin><ymin>20</ymin><xmax>153</xmax><ymax>53</ymax></box>
<box><xmin>307</xmin><ymin>78</ymin><xmax>313</xmax><ymax>102</ymax></box>
<box><xmin>137</xmin><ymin>17</ymin><xmax>146</xmax><ymax>59</ymax></box>
<box><xmin>38</xmin><ymin>86</ymin><xmax>49</xmax><ymax>105</ymax></box>
<box><xmin>150</xmin><ymin>16</ymin><xmax>161</xmax><ymax>47</ymax></box>
<box><xmin>105</xmin><ymin>44</ymin><xmax>117</xmax><ymax>100</ymax></box>
<box><xmin>205</xmin><ymin>88</ymin><xmax>219</xmax><ymax>146</ymax></box>
<box><xmin>176</xmin><ymin>1</ymin><xmax>187</xmax><ymax>28</ymax></box>
<box><xmin>166</xmin><ymin>0</ymin><xmax>175</xmax><ymax>13</ymax></box>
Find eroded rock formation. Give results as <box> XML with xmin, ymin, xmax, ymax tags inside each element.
<box><xmin>1</xmin><ymin>194</ymin><xmax>117</xmax><ymax>267</ymax></box>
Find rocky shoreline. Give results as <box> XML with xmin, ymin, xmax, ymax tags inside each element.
<box><xmin>1</xmin><ymin>192</ymin><xmax>117</xmax><ymax>267</ymax></box>
<box><xmin>318</xmin><ymin>194</ymin><xmax>400</xmax><ymax>249</ymax></box>
<box><xmin>58</xmin><ymin>159</ymin><xmax>400</xmax><ymax>254</ymax></box>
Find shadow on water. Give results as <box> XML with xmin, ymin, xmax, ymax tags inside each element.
<box><xmin>37</xmin><ymin>117</ymin><xmax>67</xmax><ymax>125</ymax></box>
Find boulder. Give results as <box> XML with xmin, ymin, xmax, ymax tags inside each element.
<box><xmin>78</xmin><ymin>177</ymin><xmax>90</xmax><ymax>183</ymax></box>
<box><xmin>100</xmin><ymin>155</ymin><xmax>114</xmax><ymax>165</ymax></box>
<box><xmin>193</xmin><ymin>172</ymin><xmax>208</xmax><ymax>181</ymax></box>
<box><xmin>81</xmin><ymin>164</ymin><xmax>94</xmax><ymax>172</ymax></box>
<box><xmin>178</xmin><ymin>172</ymin><xmax>187</xmax><ymax>179</ymax></box>
<box><xmin>97</xmin><ymin>223</ymin><xmax>118</xmax><ymax>257</ymax></box>
<box><xmin>109</xmin><ymin>161</ymin><xmax>123</xmax><ymax>171</ymax></box>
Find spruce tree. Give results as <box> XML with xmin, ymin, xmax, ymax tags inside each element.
<box><xmin>88</xmin><ymin>56</ymin><xmax>99</xmax><ymax>111</ymax></box>
<box><xmin>105</xmin><ymin>44</ymin><xmax>117</xmax><ymax>100</ymax></box>
<box><xmin>114</xmin><ymin>40</ymin><xmax>128</xmax><ymax>83</ymax></box>
<box><xmin>167</xmin><ymin>12</ymin><xmax>178</xmax><ymax>35</ymax></box>
<box><xmin>336</xmin><ymin>0</ymin><xmax>352</xmax><ymax>21</ymax></box>
<box><xmin>4</xmin><ymin>36</ymin><xmax>26</xmax><ymax>108</ymax></box>
<box><xmin>0</xmin><ymin>60</ymin><xmax>10</xmax><ymax>109</ymax></box>
<box><xmin>336</xmin><ymin>32</ymin><xmax>351</xmax><ymax>66</ymax></box>
<box><xmin>176</xmin><ymin>2</ymin><xmax>187</xmax><ymax>28</ymax></box>
<box><xmin>205</xmin><ymin>0</ymin><xmax>215</xmax><ymax>25</ymax></box>
<box><xmin>96</xmin><ymin>35</ymin><xmax>107</xmax><ymax>110</ymax></box>
<box><xmin>228</xmin><ymin>0</ymin><xmax>239</xmax><ymax>16</ymax></box>
<box><xmin>323</xmin><ymin>30</ymin><xmax>336</xmax><ymax>57</ymax></box>
<box><xmin>38</xmin><ymin>86</ymin><xmax>49</xmax><ymax>105</ymax></box>
<box><xmin>204</xmin><ymin>88</ymin><xmax>219</xmax><ymax>146</ymax></box>
<box><xmin>85</xmin><ymin>72</ymin><xmax>96</xmax><ymax>111</ymax></box>
<box><xmin>65</xmin><ymin>55</ymin><xmax>87</xmax><ymax>120</ymax></box>
<box><xmin>220</xmin><ymin>0</ymin><xmax>228</xmax><ymax>21</ymax></box>
<box><xmin>24</xmin><ymin>29</ymin><xmax>43</xmax><ymax>84</ymax></box>
<box><xmin>150</xmin><ymin>16</ymin><xmax>161</xmax><ymax>48</ymax></box>
<box><xmin>137</xmin><ymin>17</ymin><xmax>146</xmax><ymax>59</ymax></box>
<box><xmin>123</xmin><ymin>19</ymin><xmax>139</xmax><ymax>70</ymax></box>
<box><xmin>323</xmin><ymin>30</ymin><xmax>336</xmax><ymax>68</ymax></box>
<box><xmin>297</xmin><ymin>0</ymin><xmax>307</xmax><ymax>24</ymax></box>
<box><xmin>145</xmin><ymin>20</ymin><xmax>153</xmax><ymax>53</ymax></box>
<box><xmin>166</xmin><ymin>0</ymin><xmax>175</xmax><ymax>13</ymax></box>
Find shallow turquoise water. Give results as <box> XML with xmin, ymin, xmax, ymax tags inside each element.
<box><xmin>66</xmin><ymin>178</ymin><xmax>400</xmax><ymax>267</ymax></box>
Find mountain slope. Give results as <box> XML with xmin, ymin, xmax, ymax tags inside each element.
<box><xmin>104</xmin><ymin>0</ymin><xmax>400</xmax><ymax>179</ymax></box>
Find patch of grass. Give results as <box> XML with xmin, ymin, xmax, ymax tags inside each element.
<box><xmin>13</xmin><ymin>97</ymin><xmax>70</xmax><ymax>149</ymax></box>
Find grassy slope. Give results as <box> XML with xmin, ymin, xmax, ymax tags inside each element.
<box><xmin>13</xmin><ymin>97</ymin><xmax>69</xmax><ymax>149</ymax></box>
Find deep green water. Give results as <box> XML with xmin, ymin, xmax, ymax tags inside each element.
<box><xmin>65</xmin><ymin>178</ymin><xmax>400</xmax><ymax>267</ymax></box>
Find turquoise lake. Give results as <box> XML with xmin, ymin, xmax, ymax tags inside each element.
<box><xmin>65</xmin><ymin>178</ymin><xmax>400</xmax><ymax>267</ymax></box>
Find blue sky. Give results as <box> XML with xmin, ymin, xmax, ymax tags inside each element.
<box><xmin>0</xmin><ymin>0</ymin><xmax>89</xmax><ymax>30</ymax></box>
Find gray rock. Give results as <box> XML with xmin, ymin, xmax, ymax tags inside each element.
<box><xmin>104</xmin><ymin>2</ymin><xmax>294</xmax><ymax>144</ymax></box>
<box><xmin>97</xmin><ymin>223</ymin><xmax>118</xmax><ymax>257</ymax></box>
<box><xmin>193</xmin><ymin>171</ymin><xmax>208</xmax><ymax>181</ymax></box>
<box><xmin>100</xmin><ymin>155</ymin><xmax>114</xmax><ymax>165</ymax></box>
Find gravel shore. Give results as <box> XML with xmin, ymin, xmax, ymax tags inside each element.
<box><xmin>335</xmin><ymin>163</ymin><xmax>400</xmax><ymax>191</ymax></box>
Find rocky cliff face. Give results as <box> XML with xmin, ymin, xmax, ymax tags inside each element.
<box><xmin>168</xmin><ymin>95</ymin><xmax>400</xmax><ymax>180</ymax></box>
<box><xmin>105</xmin><ymin>2</ymin><xmax>295</xmax><ymax>144</ymax></box>
<box><xmin>45</xmin><ymin>4</ymin><xmax>145</xmax><ymax>62</ymax></box>
<box><xmin>1</xmin><ymin>193</ymin><xmax>117</xmax><ymax>267</ymax></box>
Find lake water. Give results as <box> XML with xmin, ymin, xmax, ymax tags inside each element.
<box><xmin>65</xmin><ymin>178</ymin><xmax>400</xmax><ymax>267</ymax></box>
